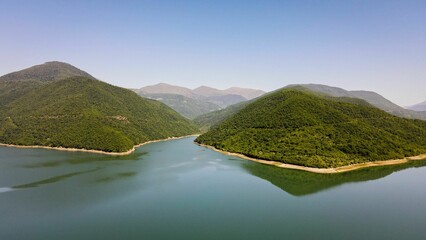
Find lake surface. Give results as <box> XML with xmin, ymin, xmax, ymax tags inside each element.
<box><xmin>1</xmin><ymin>137</ymin><xmax>426</xmax><ymax>240</ymax></box>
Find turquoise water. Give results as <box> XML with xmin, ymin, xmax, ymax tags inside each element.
<box><xmin>1</xmin><ymin>137</ymin><xmax>426</xmax><ymax>240</ymax></box>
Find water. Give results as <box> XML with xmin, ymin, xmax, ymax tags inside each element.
<box><xmin>1</xmin><ymin>137</ymin><xmax>426</xmax><ymax>240</ymax></box>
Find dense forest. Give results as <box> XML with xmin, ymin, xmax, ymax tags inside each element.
<box><xmin>0</xmin><ymin>63</ymin><xmax>198</xmax><ymax>152</ymax></box>
<box><xmin>196</xmin><ymin>89</ymin><xmax>426</xmax><ymax>168</ymax></box>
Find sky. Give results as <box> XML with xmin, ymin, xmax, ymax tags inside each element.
<box><xmin>0</xmin><ymin>0</ymin><xmax>425</xmax><ymax>106</ymax></box>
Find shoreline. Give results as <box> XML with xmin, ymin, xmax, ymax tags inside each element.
<box><xmin>196</xmin><ymin>143</ymin><xmax>426</xmax><ymax>174</ymax></box>
<box><xmin>0</xmin><ymin>134</ymin><xmax>200</xmax><ymax>156</ymax></box>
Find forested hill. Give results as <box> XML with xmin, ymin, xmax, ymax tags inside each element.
<box><xmin>195</xmin><ymin>89</ymin><xmax>426</xmax><ymax>168</ymax></box>
<box><xmin>0</xmin><ymin>61</ymin><xmax>95</xmax><ymax>106</ymax></box>
<box><xmin>0</xmin><ymin>64</ymin><xmax>198</xmax><ymax>153</ymax></box>
<box><xmin>0</xmin><ymin>61</ymin><xmax>94</xmax><ymax>82</ymax></box>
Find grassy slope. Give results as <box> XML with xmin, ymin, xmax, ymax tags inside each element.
<box><xmin>195</xmin><ymin>89</ymin><xmax>426</xmax><ymax>168</ymax></box>
<box><xmin>0</xmin><ymin>77</ymin><xmax>198</xmax><ymax>152</ymax></box>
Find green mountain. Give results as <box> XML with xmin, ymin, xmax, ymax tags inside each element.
<box><xmin>195</xmin><ymin>83</ymin><xmax>426</xmax><ymax>130</ymax></box>
<box><xmin>0</xmin><ymin>61</ymin><xmax>95</xmax><ymax>106</ymax></box>
<box><xmin>0</xmin><ymin>61</ymin><xmax>94</xmax><ymax>82</ymax></box>
<box><xmin>289</xmin><ymin>84</ymin><xmax>426</xmax><ymax>120</ymax></box>
<box><xmin>195</xmin><ymin>89</ymin><xmax>426</xmax><ymax>168</ymax></box>
<box><xmin>194</xmin><ymin>101</ymin><xmax>250</xmax><ymax>130</ymax></box>
<box><xmin>0</xmin><ymin>63</ymin><xmax>198</xmax><ymax>153</ymax></box>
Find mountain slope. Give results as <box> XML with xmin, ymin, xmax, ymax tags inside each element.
<box><xmin>0</xmin><ymin>61</ymin><xmax>94</xmax><ymax>107</ymax></box>
<box><xmin>205</xmin><ymin>94</ymin><xmax>247</xmax><ymax>108</ymax></box>
<box><xmin>136</xmin><ymin>83</ymin><xmax>263</xmax><ymax>118</ymax></box>
<box><xmin>223</xmin><ymin>87</ymin><xmax>265</xmax><ymax>100</ymax></box>
<box><xmin>137</xmin><ymin>83</ymin><xmax>195</xmax><ymax>98</ymax></box>
<box><xmin>0</xmin><ymin>70</ymin><xmax>198</xmax><ymax>153</ymax></box>
<box><xmin>139</xmin><ymin>93</ymin><xmax>221</xmax><ymax>119</ymax></box>
<box><xmin>0</xmin><ymin>61</ymin><xmax>94</xmax><ymax>82</ymax></box>
<box><xmin>196</xmin><ymin>89</ymin><xmax>426</xmax><ymax>168</ymax></box>
<box><xmin>193</xmin><ymin>101</ymin><xmax>251</xmax><ymax>129</ymax></box>
<box><xmin>407</xmin><ymin>101</ymin><xmax>426</xmax><ymax>111</ymax></box>
<box><xmin>289</xmin><ymin>84</ymin><xmax>426</xmax><ymax>120</ymax></box>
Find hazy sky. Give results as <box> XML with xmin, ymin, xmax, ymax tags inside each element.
<box><xmin>0</xmin><ymin>0</ymin><xmax>425</xmax><ymax>106</ymax></box>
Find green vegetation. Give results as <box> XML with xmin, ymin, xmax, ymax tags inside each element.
<box><xmin>0</xmin><ymin>61</ymin><xmax>94</xmax><ymax>82</ymax></box>
<box><xmin>288</xmin><ymin>84</ymin><xmax>426</xmax><ymax>120</ymax></box>
<box><xmin>196</xmin><ymin>89</ymin><xmax>426</xmax><ymax>168</ymax></box>
<box><xmin>193</xmin><ymin>101</ymin><xmax>251</xmax><ymax>130</ymax></box>
<box><xmin>0</xmin><ymin>67</ymin><xmax>198</xmax><ymax>152</ymax></box>
<box><xmin>0</xmin><ymin>61</ymin><xmax>94</xmax><ymax>108</ymax></box>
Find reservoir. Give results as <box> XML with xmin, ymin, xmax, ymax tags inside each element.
<box><xmin>1</xmin><ymin>137</ymin><xmax>426</xmax><ymax>239</ymax></box>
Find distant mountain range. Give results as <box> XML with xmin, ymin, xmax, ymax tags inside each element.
<box><xmin>0</xmin><ymin>62</ymin><xmax>197</xmax><ymax>153</ymax></box>
<box><xmin>406</xmin><ymin>101</ymin><xmax>426</xmax><ymax>112</ymax></box>
<box><xmin>134</xmin><ymin>83</ymin><xmax>265</xmax><ymax>119</ymax></box>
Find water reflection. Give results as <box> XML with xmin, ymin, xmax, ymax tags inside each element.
<box><xmin>93</xmin><ymin>172</ymin><xmax>138</xmax><ymax>183</ymax></box>
<box><xmin>13</xmin><ymin>168</ymin><xmax>101</xmax><ymax>189</ymax></box>
<box><xmin>21</xmin><ymin>152</ymin><xmax>147</xmax><ymax>168</ymax></box>
<box><xmin>242</xmin><ymin>158</ymin><xmax>426</xmax><ymax>196</ymax></box>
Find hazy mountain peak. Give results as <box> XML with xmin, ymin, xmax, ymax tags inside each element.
<box><xmin>0</xmin><ymin>61</ymin><xmax>94</xmax><ymax>82</ymax></box>
<box><xmin>406</xmin><ymin>101</ymin><xmax>426</xmax><ymax>111</ymax></box>
<box><xmin>192</xmin><ymin>86</ymin><xmax>222</xmax><ymax>96</ymax></box>
<box><xmin>223</xmin><ymin>87</ymin><xmax>265</xmax><ymax>99</ymax></box>
<box><xmin>286</xmin><ymin>83</ymin><xmax>426</xmax><ymax>120</ymax></box>
<box><xmin>139</xmin><ymin>83</ymin><xmax>194</xmax><ymax>97</ymax></box>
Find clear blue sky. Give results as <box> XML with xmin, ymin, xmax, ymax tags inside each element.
<box><xmin>0</xmin><ymin>0</ymin><xmax>425</xmax><ymax>106</ymax></box>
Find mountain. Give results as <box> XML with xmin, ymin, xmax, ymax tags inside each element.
<box><xmin>195</xmin><ymin>89</ymin><xmax>426</xmax><ymax>168</ymax></box>
<box><xmin>0</xmin><ymin>63</ymin><xmax>198</xmax><ymax>153</ymax></box>
<box><xmin>194</xmin><ymin>101</ymin><xmax>251</xmax><ymax>130</ymax></box>
<box><xmin>288</xmin><ymin>84</ymin><xmax>426</xmax><ymax>120</ymax></box>
<box><xmin>135</xmin><ymin>83</ymin><xmax>265</xmax><ymax>118</ymax></box>
<box><xmin>407</xmin><ymin>101</ymin><xmax>426</xmax><ymax>112</ymax></box>
<box><xmin>137</xmin><ymin>83</ymin><xmax>195</xmax><ymax>98</ymax></box>
<box><xmin>0</xmin><ymin>61</ymin><xmax>95</xmax><ymax>106</ymax></box>
<box><xmin>223</xmin><ymin>87</ymin><xmax>266</xmax><ymax>100</ymax></box>
<box><xmin>192</xmin><ymin>86</ymin><xmax>224</xmax><ymax>97</ymax></box>
<box><xmin>139</xmin><ymin>93</ymin><xmax>221</xmax><ymax>119</ymax></box>
<box><xmin>0</xmin><ymin>61</ymin><xmax>94</xmax><ymax>82</ymax></box>
<box><xmin>194</xmin><ymin>83</ymin><xmax>426</xmax><ymax>130</ymax></box>
<box><xmin>205</xmin><ymin>94</ymin><xmax>247</xmax><ymax>108</ymax></box>
<box><xmin>138</xmin><ymin>83</ymin><xmax>264</xmax><ymax>100</ymax></box>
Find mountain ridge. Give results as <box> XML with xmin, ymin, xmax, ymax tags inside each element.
<box><xmin>406</xmin><ymin>101</ymin><xmax>426</xmax><ymax>112</ymax></box>
<box><xmin>137</xmin><ymin>83</ymin><xmax>265</xmax><ymax>100</ymax></box>
<box><xmin>196</xmin><ymin>89</ymin><xmax>426</xmax><ymax>168</ymax></box>
<box><xmin>0</xmin><ymin>63</ymin><xmax>198</xmax><ymax>153</ymax></box>
<box><xmin>135</xmin><ymin>83</ymin><xmax>265</xmax><ymax>118</ymax></box>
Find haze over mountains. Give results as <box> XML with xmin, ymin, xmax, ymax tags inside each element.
<box><xmin>406</xmin><ymin>101</ymin><xmax>426</xmax><ymax>112</ymax></box>
<box><xmin>0</xmin><ymin>62</ymin><xmax>197</xmax><ymax>153</ymax></box>
<box><xmin>134</xmin><ymin>83</ymin><xmax>265</xmax><ymax>119</ymax></box>
<box><xmin>288</xmin><ymin>84</ymin><xmax>426</xmax><ymax>120</ymax></box>
<box><xmin>194</xmin><ymin>84</ymin><xmax>426</xmax><ymax>130</ymax></box>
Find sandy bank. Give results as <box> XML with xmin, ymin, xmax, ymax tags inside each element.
<box><xmin>0</xmin><ymin>134</ymin><xmax>200</xmax><ymax>156</ymax></box>
<box><xmin>196</xmin><ymin>143</ymin><xmax>426</xmax><ymax>174</ymax></box>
